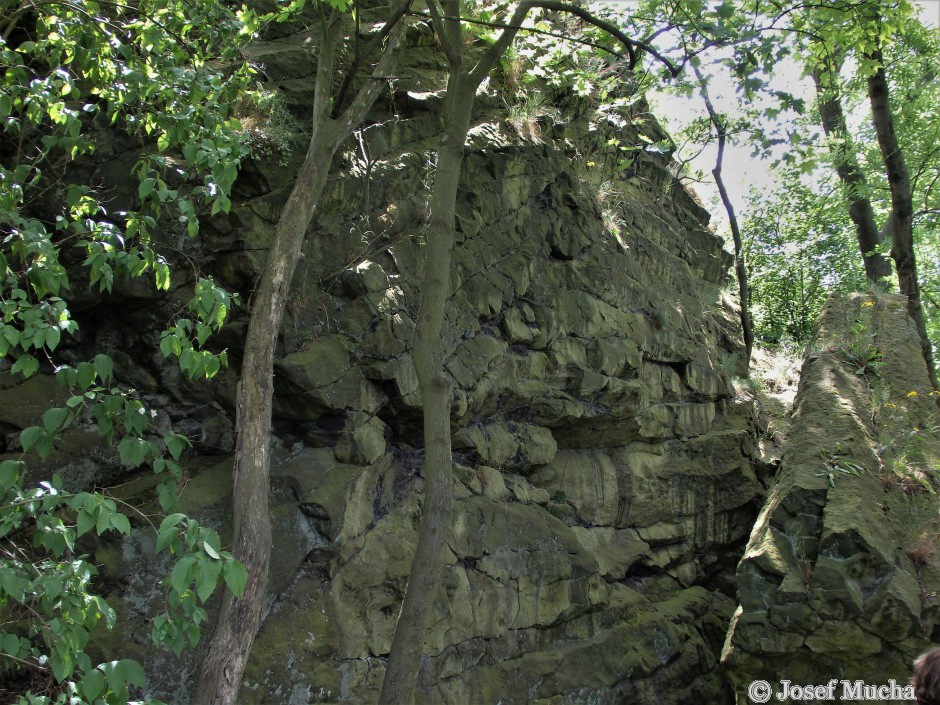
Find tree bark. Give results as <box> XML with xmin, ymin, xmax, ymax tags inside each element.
<box><xmin>377</xmin><ymin>74</ymin><xmax>473</xmax><ymax>705</ymax></box>
<box><xmin>865</xmin><ymin>45</ymin><xmax>937</xmax><ymax>386</ymax></box>
<box><xmin>692</xmin><ymin>63</ymin><xmax>754</xmax><ymax>362</ymax></box>
<box><xmin>378</xmin><ymin>2</ymin><xmax>533</xmax><ymax>701</ymax></box>
<box><xmin>811</xmin><ymin>55</ymin><xmax>894</xmax><ymax>284</ymax></box>
<box><xmin>378</xmin><ymin>4</ymin><xmax>671</xmax><ymax>700</ymax></box>
<box><xmin>191</xmin><ymin>11</ymin><xmax>408</xmax><ymax>704</ymax></box>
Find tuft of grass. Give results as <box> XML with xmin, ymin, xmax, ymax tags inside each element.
<box><xmin>505</xmin><ymin>91</ymin><xmax>558</xmax><ymax>143</ymax></box>
<box><xmin>907</xmin><ymin>525</ymin><xmax>939</xmax><ymax>568</ymax></box>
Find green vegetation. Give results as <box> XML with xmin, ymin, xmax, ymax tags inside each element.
<box><xmin>638</xmin><ymin>0</ymin><xmax>939</xmax><ymax>375</ymax></box>
<box><xmin>2</xmin><ymin>0</ymin><xmax>939</xmax><ymax>702</ymax></box>
<box><xmin>0</xmin><ymin>0</ymin><xmax>260</xmax><ymax>701</ymax></box>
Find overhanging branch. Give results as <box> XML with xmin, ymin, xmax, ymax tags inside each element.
<box><xmin>411</xmin><ymin>3</ymin><xmax>682</xmax><ymax>77</ymax></box>
<box><xmin>331</xmin><ymin>0</ymin><xmax>413</xmax><ymax>119</ymax></box>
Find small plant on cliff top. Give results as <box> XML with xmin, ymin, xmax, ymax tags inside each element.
<box><xmin>817</xmin><ymin>442</ymin><xmax>865</xmax><ymax>487</ymax></box>
<box><xmin>840</xmin><ymin>315</ymin><xmax>884</xmax><ymax>377</ymax></box>
<box><xmin>875</xmin><ymin>393</ymin><xmax>940</xmax><ymax>495</ymax></box>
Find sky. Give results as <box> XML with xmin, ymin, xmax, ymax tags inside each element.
<box><xmin>598</xmin><ymin>1</ymin><xmax>940</xmax><ymax>235</ymax></box>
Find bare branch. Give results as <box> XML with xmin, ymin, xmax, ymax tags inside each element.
<box><xmin>338</xmin><ymin>2</ymin><xmax>411</xmax><ymax>132</ymax></box>
<box><xmin>426</xmin><ymin>0</ymin><xmax>461</xmax><ymax>67</ymax></box>
<box><xmin>406</xmin><ymin>8</ymin><xmax>622</xmax><ymax>58</ymax></box>
<box><xmin>331</xmin><ymin>0</ymin><xmax>413</xmax><ymax>119</ymax></box>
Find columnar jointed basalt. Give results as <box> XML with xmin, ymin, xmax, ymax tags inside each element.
<box><xmin>220</xmin><ymin>29</ymin><xmax>763</xmax><ymax>704</ymax></box>
<box><xmin>722</xmin><ymin>294</ymin><xmax>940</xmax><ymax>696</ymax></box>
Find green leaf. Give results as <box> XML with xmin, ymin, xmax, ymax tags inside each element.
<box><xmin>111</xmin><ymin>512</ymin><xmax>131</xmax><ymax>535</ymax></box>
<box><xmin>156</xmin><ymin>523</ymin><xmax>180</xmax><ymax>553</ymax></box>
<box><xmin>158</xmin><ymin>479</ymin><xmax>179</xmax><ymax>512</ymax></box>
<box><xmin>170</xmin><ymin>555</ymin><xmax>196</xmax><ymax>595</ymax></box>
<box><xmin>138</xmin><ymin>177</ymin><xmax>155</xmax><ymax>200</ymax></box>
<box><xmin>118</xmin><ymin>437</ymin><xmax>149</xmax><ymax>467</ymax></box>
<box><xmin>102</xmin><ymin>659</ymin><xmax>146</xmax><ymax>692</ymax></box>
<box><xmin>93</xmin><ymin>353</ymin><xmax>114</xmax><ymax>384</ymax></box>
<box><xmin>80</xmin><ymin>668</ymin><xmax>106</xmax><ymax>701</ymax></box>
<box><xmin>45</xmin><ymin>325</ymin><xmax>61</xmax><ymax>351</ymax></box>
<box><xmin>43</xmin><ymin>406</ymin><xmax>69</xmax><ymax>432</ymax></box>
<box><xmin>166</xmin><ymin>432</ymin><xmax>187</xmax><ymax>460</ymax></box>
<box><xmin>0</xmin><ymin>460</ymin><xmax>21</xmax><ymax>492</ymax></box>
<box><xmin>76</xmin><ymin>507</ymin><xmax>96</xmax><ymax>537</ymax></box>
<box><xmin>223</xmin><ymin>560</ymin><xmax>248</xmax><ymax>597</ymax></box>
<box><xmin>20</xmin><ymin>426</ymin><xmax>42</xmax><ymax>452</ymax></box>
<box><xmin>76</xmin><ymin>361</ymin><xmax>97</xmax><ymax>389</ymax></box>
<box><xmin>11</xmin><ymin>354</ymin><xmax>39</xmax><ymax>378</ymax></box>
<box><xmin>96</xmin><ymin>502</ymin><xmax>112</xmax><ymax>535</ymax></box>
<box><xmin>195</xmin><ymin>554</ymin><xmax>222</xmax><ymax>602</ymax></box>
<box><xmin>50</xmin><ymin>645</ymin><xmax>72</xmax><ymax>682</ymax></box>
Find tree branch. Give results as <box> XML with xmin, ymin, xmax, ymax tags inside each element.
<box><xmin>331</xmin><ymin>0</ymin><xmax>413</xmax><ymax>119</ymax></box>
<box><xmin>337</xmin><ymin>2</ymin><xmax>410</xmax><ymax>132</ymax></box>
<box><xmin>470</xmin><ymin>0</ymin><xmax>534</xmax><ymax>85</ymax></box>
<box><xmin>406</xmin><ymin>8</ymin><xmax>621</xmax><ymax>58</ymax></box>
<box><xmin>416</xmin><ymin>2</ymin><xmax>682</xmax><ymax>78</ymax></box>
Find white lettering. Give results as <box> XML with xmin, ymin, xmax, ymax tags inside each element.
<box><xmin>842</xmin><ymin>680</ymin><xmax>863</xmax><ymax>699</ymax></box>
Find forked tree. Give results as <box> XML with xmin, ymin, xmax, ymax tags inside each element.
<box><xmin>191</xmin><ymin>3</ymin><xmax>412</xmax><ymax>703</ymax></box>
<box><xmin>376</xmin><ymin>3</ymin><xmax>673</xmax><ymax>702</ymax></box>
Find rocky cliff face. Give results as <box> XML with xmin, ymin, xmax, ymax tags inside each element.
<box><xmin>3</xmin><ymin>18</ymin><xmax>937</xmax><ymax>705</ymax></box>
<box><xmin>176</xmin><ymin>26</ymin><xmax>758</xmax><ymax>705</ymax></box>
<box><xmin>723</xmin><ymin>294</ymin><xmax>940</xmax><ymax>692</ymax></box>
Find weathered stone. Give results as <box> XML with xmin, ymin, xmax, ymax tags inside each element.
<box><xmin>274</xmin><ymin>335</ymin><xmax>386</xmax><ymax>418</ymax></box>
<box><xmin>723</xmin><ymin>295</ymin><xmax>940</xmax><ymax>695</ymax></box>
<box><xmin>570</xmin><ymin>526</ymin><xmax>651</xmax><ymax>580</ymax></box>
<box><xmin>18</xmin><ymin>24</ymin><xmax>831</xmax><ymax>703</ymax></box>
<box><xmin>805</xmin><ymin>621</ymin><xmax>882</xmax><ymax>657</ymax></box>
<box><xmin>335</xmin><ymin>412</ymin><xmax>387</xmax><ymax>465</ymax></box>
<box><xmin>531</xmin><ymin>449</ymin><xmax>619</xmax><ymax>526</ymax></box>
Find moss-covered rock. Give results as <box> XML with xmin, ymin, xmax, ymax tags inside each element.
<box><xmin>723</xmin><ymin>295</ymin><xmax>940</xmax><ymax>697</ymax></box>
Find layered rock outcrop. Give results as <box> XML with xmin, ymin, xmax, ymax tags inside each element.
<box><xmin>723</xmin><ymin>294</ymin><xmax>940</xmax><ymax>693</ymax></box>
<box><xmin>7</xmin><ymin>21</ymin><xmax>759</xmax><ymax>705</ymax></box>
<box><xmin>4</xmin><ymin>14</ymin><xmax>938</xmax><ymax>705</ymax></box>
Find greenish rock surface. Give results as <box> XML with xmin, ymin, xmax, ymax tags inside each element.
<box><xmin>13</xmin><ymin>20</ymin><xmax>937</xmax><ymax>705</ymax></box>
<box><xmin>722</xmin><ymin>294</ymin><xmax>940</xmax><ymax>695</ymax></box>
<box><xmin>218</xmin><ymin>35</ymin><xmax>763</xmax><ymax>701</ymax></box>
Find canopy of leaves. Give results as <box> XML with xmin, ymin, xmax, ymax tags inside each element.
<box><xmin>631</xmin><ymin>0</ymin><xmax>938</xmax><ymax>352</ymax></box>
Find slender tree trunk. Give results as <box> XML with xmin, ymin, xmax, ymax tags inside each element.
<box><xmin>692</xmin><ymin>64</ymin><xmax>753</xmax><ymax>363</ymax></box>
<box><xmin>377</xmin><ymin>4</ymin><xmax>666</xmax><ymax>700</ymax></box>
<box><xmin>811</xmin><ymin>57</ymin><xmax>893</xmax><ymax>284</ymax></box>
<box><xmin>865</xmin><ymin>46</ymin><xmax>937</xmax><ymax>386</ymax></box>
<box><xmin>190</xmin><ymin>38</ymin><xmax>341</xmax><ymax>705</ymax></box>
<box><xmin>378</xmin><ymin>2</ymin><xmax>533</xmax><ymax>700</ymax></box>
<box><xmin>378</xmin><ymin>75</ymin><xmax>474</xmax><ymax>705</ymax></box>
<box><xmin>191</xmin><ymin>11</ymin><xmax>408</xmax><ymax>703</ymax></box>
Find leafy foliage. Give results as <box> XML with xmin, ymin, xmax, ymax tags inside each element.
<box><xmin>743</xmin><ymin>171</ymin><xmax>868</xmax><ymax>344</ymax></box>
<box><xmin>0</xmin><ymin>0</ymin><xmax>269</xmax><ymax>701</ymax></box>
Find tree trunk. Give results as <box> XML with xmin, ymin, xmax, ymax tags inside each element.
<box><xmin>190</xmin><ymin>78</ymin><xmax>341</xmax><ymax>705</ymax></box>
<box><xmin>377</xmin><ymin>3</ymin><xmax>665</xmax><ymax>699</ymax></box>
<box><xmin>692</xmin><ymin>64</ymin><xmax>754</xmax><ymax>362</ymax></box>
<box><xmin>378</xmin><ymin>2</ymin><xmax>535</xmax><ymax>700</ymax></box>
<box><xmin>378</xmin><ymin>74</ymin><xmax>475</xmax><ymax>705</ymax></box>
<box><xmin>812</xmin><ymin>57</ymin><xmax>894</xmax><ymax>284</ymax></box>
<box><xmin>191</xmin><ymin>11</ymin><xmax>408</xmax><ymax>702</ymax></box>
<box><xmin>865</xmin><ymin>46</ymin><xmax>937</xmax><ymax>386</ymax></box>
